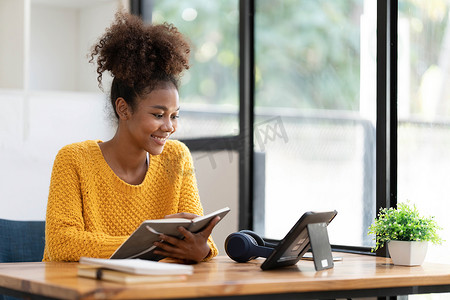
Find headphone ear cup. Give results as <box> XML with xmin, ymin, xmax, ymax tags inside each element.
<box><xmin>239</xmin><ymin>230</ymin><xmax>265</xmax><ymax>246</ymax></box>
<box><xmin>224</xmin><ymin>232</ymin><xmax>259</xmax><ymax>263</ymax></box>
<box><xmin>224</xmin><ymin>232</ymin><xmax>274</xmax><ymax>263</ymax></box>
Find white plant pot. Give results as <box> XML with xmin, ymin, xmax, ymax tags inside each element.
<box><xmin>387</xmin><ymin>240</ymin><xmax>428</xmax><ymax>266</ymax></box>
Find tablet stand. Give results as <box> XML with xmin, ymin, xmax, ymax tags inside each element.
<box><xmin>307</xmin><ymin>222</ymin><xmax>334</xmax><ymax>271</ymax></box>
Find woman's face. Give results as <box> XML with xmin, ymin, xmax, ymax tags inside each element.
<box><xmin>124</xmin><ymin>86</ymin><xmax>179</xmax><ymax>155</ymax></box>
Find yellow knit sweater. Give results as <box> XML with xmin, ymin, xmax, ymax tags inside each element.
<box><xmin>43</xmin><ymin>139</ymin><xmax>217</xmax><ymax>262</ymax></box>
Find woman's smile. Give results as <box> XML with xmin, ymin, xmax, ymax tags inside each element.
<box><xmin>151</xmin><ymin>134</ymin><xmax>169</xmax><ymax>145</ymax></box>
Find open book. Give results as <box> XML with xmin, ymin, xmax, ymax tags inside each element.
<box><xmin>110</xmin><ymin>207</ymin><xmax>230</xmax><ymax>260</ymax></box>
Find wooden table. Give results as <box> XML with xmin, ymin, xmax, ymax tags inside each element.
<box><xmin>1</xmin><ymin>253</ymin><xmax>450</xmax><ymax>299</ymax></box>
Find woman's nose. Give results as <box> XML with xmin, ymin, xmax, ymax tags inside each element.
<box><xmin>161</xmin><ymin>118</ymin><xmax>174</xmax><ymax>132</ymax></box>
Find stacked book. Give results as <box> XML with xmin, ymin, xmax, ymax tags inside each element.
<box><xmin>78</xmin><ymin>257</ymin><xmax>193</xmax><ymax>284</ymax></box>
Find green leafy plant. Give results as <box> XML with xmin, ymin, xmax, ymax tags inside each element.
<box><xmin>368</xmin><ymin>202</ymin><xmax>443</xmax><ymax>252</ymax></box>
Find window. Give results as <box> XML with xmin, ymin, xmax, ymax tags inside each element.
<box><xmin>398</xmin><ymin>0</ymin><xmax>450</xmax><ymax>263</ymax></box>
<box><xmin>254</xmin><ymin>0</ymin><xmax>377</xmax><ymax>248</ymax></box>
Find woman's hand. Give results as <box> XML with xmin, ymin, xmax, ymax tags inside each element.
<box><xmin>152</xmin><ymin>216</ymin><xmax>220</xmax><ymax>263</ymax></box>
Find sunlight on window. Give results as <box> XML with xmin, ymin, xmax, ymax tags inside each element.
<box><xmin>217</xmin><ymin>50</ymin><xmax>235</xmax><ymax>66</ymax></box>
<box><xmin>180</xmin><ymin>70</ymin><xmax>192</xmax><ymax>86</ymax></box>
<box><xmin>195</xmin><ymin>41</ymin><xmax>218</xmax><ymax>62</ymax></box>
<box><xmin>200</xmin><ymin>78</ymin><xmax>217</xmax><ymax>97</ymax></box>
<box><xmin>182</xmin><ymin>8</ymin><xmax>197</xmax><ymax>21</ymax></box>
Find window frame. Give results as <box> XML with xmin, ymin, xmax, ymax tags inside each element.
<box><xmin>376</xmin><ymin>0</ymin><xmax>398</xmax><ymax>257</ymax></box>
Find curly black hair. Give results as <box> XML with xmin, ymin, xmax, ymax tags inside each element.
<box><xmin>89</xmin><ymin>11</ymin><xmax>190</xmax><ymax>118</ymax></box>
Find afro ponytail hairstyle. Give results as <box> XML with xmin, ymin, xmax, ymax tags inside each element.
<box><xmin>89</xmin><ymin>11</ymin><xmax>190</xmax><ymax>118</ymax></box>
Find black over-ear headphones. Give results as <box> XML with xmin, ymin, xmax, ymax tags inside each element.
<box><xmin>224</xmin><ymin>230</ymin><xmax>278</xmax><ymax>263</ymax></box>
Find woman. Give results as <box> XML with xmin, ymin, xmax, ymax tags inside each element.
<box><xmin>43</xmin><ymin>12</ymin><xmax>219</xmax><ymax>263</ymax></box>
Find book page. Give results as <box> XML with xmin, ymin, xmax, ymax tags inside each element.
<box><xmin>77</xmin><ymin>267</ymin><xmax>187</xmax><ymax>284</ymax></box>
<box><xmin>143</xmin><ymin>219</ymin><xmax>192</xmax><ymax>236</ymax></box>
<box><xmin>80</xmin><ymin>257</ymin><xmax>193</xmax><ymax>275</ymax></box>
<box><xmin>145</xmin><ymin>218</ymin><xmax>192</xmax><ymax>223</ymax></box>
<box><xmin>189</xmin><ymin>207</ymin><xmax>230</xmax><ymax>233</ymax></box>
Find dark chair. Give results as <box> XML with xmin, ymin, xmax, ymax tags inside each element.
<box><xmin>0</xmin><ymin>219</ymin><xmax>45</xmax><ymax>300</ymax></box>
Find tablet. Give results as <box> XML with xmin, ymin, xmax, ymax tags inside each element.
<box><xmin>260</xmin><ymin>210</ymin><xmax>337</xmax><ymax>270</ymax></box>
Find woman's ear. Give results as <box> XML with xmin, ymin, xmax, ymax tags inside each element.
<box><xmin>115</xmin><ymin>98</ymin><xmax>130</xmax><ymax>120</ymax></box>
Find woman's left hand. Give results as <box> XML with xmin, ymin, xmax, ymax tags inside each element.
<box><xmin>152</xmin><ymin>216</ymin><xmax>220</xmax><ymax>263</ymax></box>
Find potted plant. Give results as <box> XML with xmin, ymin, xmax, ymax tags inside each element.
<box><xmin>368</xmin><ymin>202</ymin><xmax>443</xmax><ymax>266</ymax></box>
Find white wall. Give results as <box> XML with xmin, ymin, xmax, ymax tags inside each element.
<box><xmin>29</xmin><ymin>1</ymin><xmax>118</xmax><ymax>92</ymax></box>
<box><xmin>0</xmin><ymin>0</ymin><xmax>26</xmax><ymax>89</ymax></box>
<box><xmin>29</xmin><ymin>4</ymin><xmax>78</xmax><ymax>91</ymax></box>
<box><xmin>0</xmin><ymin>90</ymin><xmax>115</xmax><ymax>220</ymax></box>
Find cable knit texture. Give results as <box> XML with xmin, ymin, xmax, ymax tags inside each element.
<box><xmin>43</xmin><ymin>139</ymin><xmax>218</xmax><ymax>262</ymax></box>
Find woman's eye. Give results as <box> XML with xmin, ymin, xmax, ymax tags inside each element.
<box><xmin>171</xmin><ymin>115</ymin><xmax>180</xmax><ymax>120</ymax></box>
<box><xmin>153</xmin><ymin>114</ymin><xmax>163</xmax><ymax>119</ymax></box>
